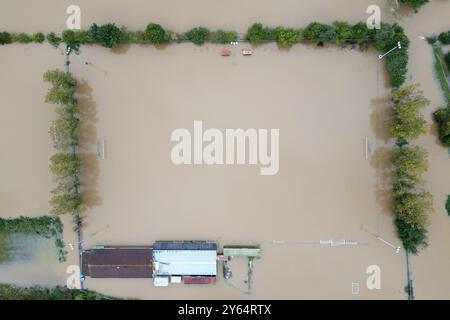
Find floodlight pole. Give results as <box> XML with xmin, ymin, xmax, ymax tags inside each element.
<box><xmin>376</xmin><ymin>236</ymin><xmax>401</xmax><ymax>253</ymax></box>
<box><xmin>378</xmin><ymin>41</ymin><xmax>402</xmax><ymax>60</ymax></box>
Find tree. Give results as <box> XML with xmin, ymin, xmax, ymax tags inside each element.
<box><xmin>185</xmin><ymin>27</ymin><xmax>210</xmax><ymax>45</ymax></box>
<box><xmin>392</xmin><ymin>145</ymin><xmax>428</xmax><ymax>183</ymax></box>
<box><xmin>276</xmin><ymin>27</ymin><xmax>303</xmax><ymax>48</ymax></box>
<box><xmin>400</xmin><ymin>0</ymin><xmax>429</xmax><ymax>10</ymax></box>
<box><xmin>438</xmin><ymin>31</ymin><xmax>450</xmax><ymax>45</ymax></box>
<box><xmin>14</xmin><ymin>33</ymin><xmax>32</xmax><ymax>43</ymax></box>
<box><xmin>46</xmin><ymin>32</ymin><xmax>62</xmax><ymax>47</ymax></box>
<box><xmin>49</xmin><ymin>118</ymin><xmax>79</xmax><ymax>150</ymax></box>
<box><xmin>89</xmin><ymin>23</ymin><xmax>123</xmax><ymax>48</ymax></box>
<box><xmin>62</xmin><ymin>30</ymin><xmax>80</xmax><ymax>51</ymax></box>
<box><xmin>44</xmin><ymin>69</ymin><xmax>77</xmax><ymax>89</ymax></box>
<box><xmin>333</xmin><ymin>21</ymin><xmax>353</xmax><ymax>46</ymax></box>
<box><xmin>73</xmin><ymin>30</ymin><xmax>94</xmax><ymax>44</ymax></box>
<box><xmin>50</xmin><ymin>190</ymin><xmax>82</xmax><ymax>216</ymax></box>
<box><xmin>387</xmin><ymin>50</ymin><xmax>408</xmax><ymax>88</ymax></box>
<box><xmin>50</xmin><ymin>153</ymin><xmax>80</xmax><ymax>177</ymax></box>
<box><xmin>446</xmin><ymin>196</ymin><xmax>450</xmax><ymax>216</ymax></box>
<box><xmin>372</xmin><ymin>23</ymin><xmax>409</xmax><ymax>87</ymax></box>
<box><xmin>32</xmin><ymin>32</ymin><xmax>45</xmax><ymax>43</ymax></box>
<box><xmin>373</xmin><ymin>23</ymin><xmax>409</xmax><ymax>52</ymax></box>
<box><xmin>433</xmin><ymin>107</ymin><xmax>450</xmax><ymax>146</ymax></box>
<box><xmin>0</xmin><ymin>32</ymin><xmax>12</xmax><ymax>45</ymax></box>
<box><xmin>304</xmin><ymin>22</ymin><xmax>337</xmax><ymax>45</ymax></box>
<box><xmin>393</xmin><ymin>191</ymin><xmax>432</xmax><ymax>228</ymax></box>
<box><xmin>388</xmin><ymin>83</ymin><xmax>429</xmax><ymax>144</ymax></box>
<box><xmin>211</xmin><ymin>30</ymin><xmax>238</xmax><ymax>43</ymax></box>
<box><xmin>394</xmin><ymin>217</ymin><xmax>428</xmax><ymax>254</ymax></box>
<box><xmin>145</xmin><ymin>23</ymin><xmax>168</xmax><ymax>44</ymax></box>
<box><xmin>246</xmin><ymin>23</ymin><xmax>277</xmax><ymax>44</ymax></box>
<box><xmin>351</xmin><ymin>22</ymin><xmax>374</xmax><ymax>47</ymax></box>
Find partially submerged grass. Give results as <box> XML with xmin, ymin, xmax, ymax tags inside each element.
<box><xmin>0</xmin><ymin>216</ymin><xmax>67</xmax><ymax>262</ymax></box>
<box><xmin>0</xmin><ymin>232</ymin><xmax>12</xmax><ymax>262</ymax></box>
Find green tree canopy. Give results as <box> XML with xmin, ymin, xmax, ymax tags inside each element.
<box><xmin>0</xmin><ymin>32</ymin><xmax>12</xmax><ymax>45</ymax></box>
<box><xmin>438</xmin><ymin>31</ymin><xmax>450</xmax><ymax>45</ymax></box>
<box><xmin>46</xmin><ymin>32</ymin><xmax>62</xmax><ymax>47</ymax></box>
<box><xmin>393</xmin><ymin>191</ymin><xmax>432</xmax><ymax>229</ymax></box>
<box><xmin>373</xmin><ymin>23</ymin><xmax>409</xmax><ymax>52</ymax></box>
<box><xmin>62</xmin><ymin>30</ymin><xmax>80</xmax><ymax>51</ymax></box>
<box><xmin>89</xmin><ymin>23</ymin><xmax>123</xmax><ymax>48</ymax></box>
<box><xmin>185</xmin><ymin>27</ymin><xmax>210</xmax><ymax>45</ymax></box>
<box><xmin>211</xmin><ymin>30</ymin><xmax>238</xmax><ymax>43</ymax></box>
<box><xmin>400</xmin><ymin>0</ymin><xmax>429</xmax><ymax>10</ymax></box>
<box><xmin>246</xmin><ymin>23</ymin><xmax>277</xmax><ymax>44</ymax></box>
<box><xmin>392</xmin><ymin>145</ymin><xmax>428</xmax><ymax>183</ymax></box>
<box><xmin>32</xmin><ymin>32</ymin><xmax>45</xmax><ymax>43</ymax></box>
<box><xmin>50</xmin><ymin>153</ymin><xmax>80</xmax><ymax>177</ymax></box>
<box><xmin>49</xmin><ymin>192</ymin><xmax>82</xmax><ymax>216</ymax></box>
<box><xmin>304</xmin><ymin>22</ymin><xmax>337</xmax><ymax>44</ymax></box>
<box><xmin>388</xmin><ymin>83</ymin><xmax>429</xmax><ymax>143</ymax></box>
<box><xmin>145</xmin><ymin>23</ymin><xmax>168</xmax><ymax>44</ymax></box>
<box><xmin>433</xmin><ymin>107</ymin><xmax>450</xmax><ymax>147</ymax></box>
<box><xmin>333</xmin><ymin>21</ymin><xmax>353</xmax><ymax>46</ymax></box>
<box><xmin>276</xmin><ymin>27</ymin><xmax>303</xmax><ymax>48</ymax></box>
<box><xmin>395</xmin><ymin>217</ymin><xmax>428</xmax><ymax>254</ymax></box>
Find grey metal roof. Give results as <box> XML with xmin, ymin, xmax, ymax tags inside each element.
<box><xmin>153</xmin><ymin>249</ymin><xmax>217</xmax><ymax>276</ymax></box>
<box><xmin>153</xmin><ymin>241</ymin><xmax>217</xmax><ymax>251</ymax></box>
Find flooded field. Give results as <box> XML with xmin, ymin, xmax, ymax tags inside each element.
<box><xmin>400</xmin><ymin>8</ymin><xmax>450</xmax><ymax>299</ymax></box>
<box><xmin>0</xmin><ymin>44</ymin><xmax>78</xmax><ymax>286</ymax></box>
<box><xmin>1</xmin><ymin>0</ymin><xmax>450</xmax><ymax>299</ymax></box>
<box><xmin>0</xmin><ymin>235</ymin><xmax>65</xmax><ymax>286</ymax></box>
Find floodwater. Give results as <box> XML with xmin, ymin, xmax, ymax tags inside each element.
<box><xmin>0</xmin><ymin>44</ymin><xmax>78</xmax><ymax>286</ymax></box>
<box><xmin>0</xmin><ymin>235</ymin><xmax>66</xmax><ymax>286</ymax></box>
<box><xmin>1</xmin><ymin>0</ymin><xmax>450</xmax><ymax>299</ymax></box>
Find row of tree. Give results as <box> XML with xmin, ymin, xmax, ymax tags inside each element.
<box><xmin>245</xmin><ymin>22</ymin><xmax>409</xmax><ymax>87</ymax></box>
<box><xmin>0</xmin><ymin>31</ymin><xmax>45</xmax><ymax>44</ymax></box>
<box><xmin>0</xmin><ymin>21</ymin><xmax>410</xmax><ymax>87</ymax></box>
<box><xmin>53</xmin><ymin>23</ymin><xmax>239</xmax><ymax>49</ymax></box>
<box><xmin>430</xmin><ymin>30</ymin><xmax>450</xmax><ymax>149</ymax></box>
<box><xmin>388</xmin><ymin>84</ymin><xmax>432</xmax><ymax>254</ymax></box>
<box><xmin>43</xmin><ymin>70</ymin><xmax>83</xmax><ymax>219</ymax></box>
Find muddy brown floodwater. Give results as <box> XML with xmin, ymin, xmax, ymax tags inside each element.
<box><xmin>1</xmin><ymin>0</ymin><xmax>450</xmax><ymax>299</ymax></box>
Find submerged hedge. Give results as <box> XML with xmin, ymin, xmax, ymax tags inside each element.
<box><xmin>0</xmin><ymin>284</ymin><xmax>116</xmax><ymax>300</ymax></box>
<box><xmin>0</xmin><ymin>216</ymin><xmax>66</xmax><ymax>262</ymax></box>
<box><xmin>0</xmin><ymin>21</ymin><xmax>409</xmax><ymax>87</ymax></box>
